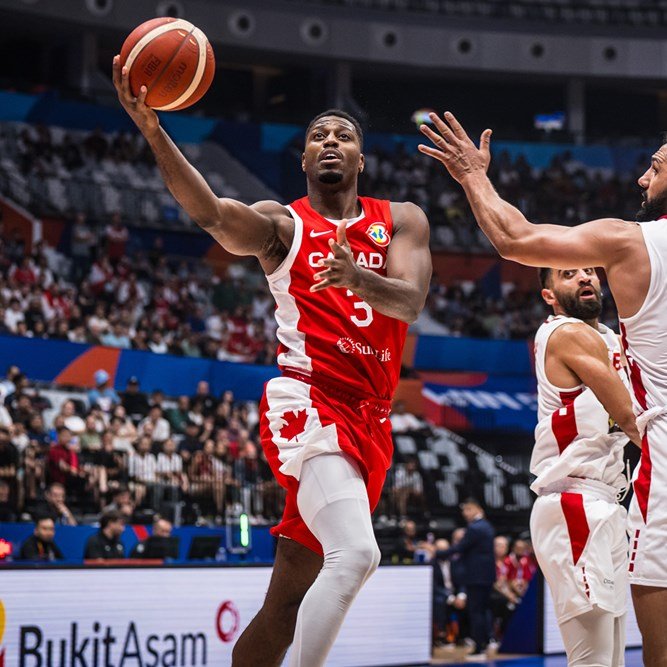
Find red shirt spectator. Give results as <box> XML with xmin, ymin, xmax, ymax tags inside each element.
<box><xmin>10</xmin><ymin>258</ymin><xmax>37</xmax><ymax>286</ymax></box>
<box><xmin>105</xmin><ymin>215</ymin><xmax>129</xmax><ymax>262</ymax></box>
<box><xmin>47</xmin><ymin>427</ymin><xmax>79</xmax><ymax>485</ymax></box>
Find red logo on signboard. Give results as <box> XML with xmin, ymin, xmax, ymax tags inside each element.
<box><xmin>216</xmin><ymin>600</ymin><xmax>240</xmax><ymax>643</ymax></box>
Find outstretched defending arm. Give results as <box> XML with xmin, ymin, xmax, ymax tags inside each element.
<box><xmin>310</xmin><ymin>202</ymin><xmax>432</xmax><ymax>324</ymax></box>
<box><xmin>112</xmin><ymin>56</ymin><xmax>289</xmax><ymax>260</ymax></box>
<box><xmin>417</xmin><ymin>112</ymin><xmax>640</xmax><ymax>270</ymax></box>
<box><xmin>549</xmin><ymin>323</ymin><xmax>640</xmax><ymax>447</ymax></box>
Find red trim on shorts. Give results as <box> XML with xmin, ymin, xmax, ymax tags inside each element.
<box><xmin>560</xmin><ymin>492</ymin><xmax>590</xmax><ymax>566</ymax></box>
<box><xmin>619</xmin><ymin>323</ymin><xmax>648</xmax><ymax>412</ymax></box>
<box><xmin>634</xmin><ymin>433</ymin><xmax>652</xmax><ymax>523</ymax></box>
<box><xmin>552</xmin><ymin>403</ymin><xmax>578</xmax><ymax>454</ymax></box>
<box><xmin>629</xmin><ymin>529</ymin><xmax>640</xmax><ymax>573</ymax></box>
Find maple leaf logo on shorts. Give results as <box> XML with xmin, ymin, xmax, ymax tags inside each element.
<box><xmin>280</xmin><ymin>410</ymin><xmax>308</xmax><ymax>442</ymax></box>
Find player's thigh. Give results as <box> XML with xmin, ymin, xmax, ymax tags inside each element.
<box><xmin>263</xmin><ymin>537</ymin><xmax>323</xmax><ymax>615</ymax></box>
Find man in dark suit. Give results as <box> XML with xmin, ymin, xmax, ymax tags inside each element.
<box><xmin>19</xmin><ymin>516</ymin><xmax>65</xmax><ymax>561</ymax></box>
<box><xmin>433</xmin><ymin>498</ymin><xmax>495</xmax><ymax>658</ymax></box>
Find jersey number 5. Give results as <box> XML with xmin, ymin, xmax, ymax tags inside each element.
<box><xmin>346</xmin><ymin>290</ymin><xmax>373</xmax><ymax>328</ymax></box>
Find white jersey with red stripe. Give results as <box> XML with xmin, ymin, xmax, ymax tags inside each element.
<box><xmin>267</xmin><ymin>196</ymin><xmax>408</xmax><ymax>401</ymax></box>
<box><xmin>530</xmin><ymin>315</ymin><xmax>627</xmax><ymax>494</ymax></box>
<box><xmin>619</xmin><ymin>217</ymin><xmax>667</xmax><ymax>585</ymax></box>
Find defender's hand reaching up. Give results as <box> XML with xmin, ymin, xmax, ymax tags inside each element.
<box><xmin>112</xmin><ymin>55</ymin><xmax>160</xmax><ymax>137</ymax></box>
<box><xmin>311</xmin><ymin>221</ymin><xmax>362</xmax><ymax>292</ymax></box>
<box><xmin>418</xmin><ymin>111</ymin><xmax>493</xmax><ymax>185</ymax></box>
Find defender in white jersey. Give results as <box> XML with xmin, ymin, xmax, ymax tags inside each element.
<box><xmin>419</xmin><ymin>112</ymin><xmax>667</xmax><ymax>665</ymax></box>
<box><xmin>530</xmin><ymin>267</ymin><xmax>639</xmax><ymax>666</ymax></box>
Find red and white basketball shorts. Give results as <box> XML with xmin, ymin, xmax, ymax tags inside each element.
<box><xmin>530</xmin><ymin>480</ymin><xmax>627</xmax><ymax>625</ymax></box>
<box><xmin>627</xmin><ymin>417</ymin><xmax>667</xmax><ymax>586</ymax></box>
<box><xmin>260</xmin><ymin>372</ymin><xmax>392</xmax><ymax>556</ymax></box>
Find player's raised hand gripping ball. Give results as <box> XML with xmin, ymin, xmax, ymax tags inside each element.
<box><xmin>119</xmin><ymin>17</ymin><xmax>215</xmax><ymax>111</ymax></box>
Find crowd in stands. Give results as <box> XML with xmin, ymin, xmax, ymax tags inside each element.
<box><xmin>360</xmin><ymin>145</ymin><xmax>642</xmax><ymax>254</ymax></box>
<box><xmin>0</xmin><ymin>212</ymin><xmax>279</xmax><ymax>362</ymax></box>
<box><xmin>0</xmin><ymin>365</ymin><xmax>286</xmax><ymax>527</ymax></box>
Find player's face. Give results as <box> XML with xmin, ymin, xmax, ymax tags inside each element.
<box><xmin>302</xmin><ymin>117</ymin><xmax>364</xmax><ymax>187</ymax></box>
<box><xmin>542</xmin><ymin>268</ymin><xmax>602</xmax><ymax>320</ymax></box>
<box><xmin>637</xmin><ymin>144</ymin><xmax>667</xmax><ymax>221</ymax></box>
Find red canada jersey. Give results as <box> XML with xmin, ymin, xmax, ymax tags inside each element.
<box><xmin>266</xmin><ymin>196</ymin><xmax>408</xmax><ymax>400</ymax></box>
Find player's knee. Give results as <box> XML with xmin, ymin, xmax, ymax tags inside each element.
<box><xmin>327</xmin><ymin>542</ymin><xmax>380</xmax><ymax>601</ymax></box>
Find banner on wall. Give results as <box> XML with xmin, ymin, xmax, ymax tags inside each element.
<box><xmin>422</xmin><ymin>372</ymin><xmax>537</xmax><ymax>432</ymax></box>
<box><xmin>0</xmin><ymin>566</ymin><xmax>431</xmax><ymax>667</ymax></box>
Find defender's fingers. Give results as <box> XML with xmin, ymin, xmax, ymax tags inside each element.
<box><xmin>120</xmin><ymin>65</ymin><xmax>133</xmax><ymax>99</ymax></box>
<box><xmin>428</xmin><ymin>113</ymin><xmax>458</xmax><ymax>143</ymax></box>
<box><xmin>420</xmin><ymin>124</ymin><xmax>451</xmax><ymax>149</ymax></box>
<box><xmin>312</xmin><ymin>268</ymin><xmax>334</xmax><ymax>282</ymax></box>
<box><xmin>328</xmin><ymin>240</ymin><xmax>349</xmax><ymax>257</ymax></box>
<box><xmin>480</xmin><ymin>128</ymin><xmax>493</xmax><ymax>155</ymax></box>
<box><xmin>417</xmin><ymin>144</ymin><xmax>447</xmax><ymax>163</ymax></box>
<box><xmin>444</xmin><ymin>111</ymin><xmax>468</xmax><ymax>140</ymax></box>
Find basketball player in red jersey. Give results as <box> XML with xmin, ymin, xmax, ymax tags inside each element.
<box><xmin>419</xmin><ymin>111</ymin><xmax>667</xmax><ymax>666</ymax></box>
<box><xmin>113</xmin><ymin>57</ymin><xmax>431</xmax><ymax>666</ymax></box>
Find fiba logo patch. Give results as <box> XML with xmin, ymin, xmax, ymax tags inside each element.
<box><xmin>366</xmin><ymin>222</ymin><xmax>390</xmax><ymax>247</ymax></box>
<box><xmin>337</xmin><ymin>337</ymin><xmax>355</xmax><ymax>354</ymax></box>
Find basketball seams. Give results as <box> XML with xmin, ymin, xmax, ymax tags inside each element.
<box><xmin>123</xmin><ymin>19</ymin><xmax>193</xmax><ymax>73</ymax></box>
<box><xmin>154</xmin><ymin>28</ymin><xmax>208</xmax><ymax>111</ymax></box>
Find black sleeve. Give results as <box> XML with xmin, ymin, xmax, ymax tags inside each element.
<box><xmin>19</xmin><ymin>537</ymin><xmax>39</xmax><ymax>560</ymax></box>
<box><xmin>52</xmin><ymin>542</ymin><xmax>65</xmax><ymax>560</ymax></box>
<box><xmin>84</xmin><ymin>535</ymin><xmax>104</xmax><ymax>559</ymax></box>
<box><xmin>436</xmin><ymin>524</ymin><xmax>481</xmax><ymax>560</ymax></box>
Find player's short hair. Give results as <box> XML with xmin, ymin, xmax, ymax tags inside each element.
<box><xmin>538</xmin><ymin>267</ymin><xmax>552</xmax><ymax>289</ymax></box>
<box><xmin>305</xmin><ymin>109</ymin><xmax>363</xmax><ymax>149</ymax></box>
<box><xmin>100</xmin><ymin>509</ymin><xmax>124</xmax><ymax>529</ymax></box>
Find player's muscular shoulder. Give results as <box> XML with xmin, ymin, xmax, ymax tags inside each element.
<box><xmin>251</xmin><ymin>200</ymin><xmax>295</xmax><ymax>269</ymax></box>
<box><xmin>545</xmin><ymin>322</ymin><xmax>606</xmax><ymax>386</ymax></box>
<box><xmin>389</xmin><ymin>201</ymin><xmax>430</xmax><ymax>238</ymax></box>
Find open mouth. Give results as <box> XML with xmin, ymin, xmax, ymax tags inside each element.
<box><xmin>319</xmin><ymin>150</ymin><xmax>343</xmax><ymax>165</ymax></box>
<box><xmin>578</xmin><ymin>287</ymin><xmax>597</xmax><ymax>300</ymax></box>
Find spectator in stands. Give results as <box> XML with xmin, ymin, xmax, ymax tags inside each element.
<box><xmin>506</xmin><ymin>538</ymin><xmax>536</xmax><ymax>599</ymax></box>
<box><xmin>156</xmin><ymin>437</ymin><xmax>188</xmax><ymax>500</ymax></box>
<box><xmin>390</xmin><ymin>400</ymin><xmax>428</xmax><ymax>433</ymax></box>
<box><xmin>433</xmin><ymin>499</ymin><xmax>495</xmax><ymax>659</ymax></box>
<box><xmin>36</xmin><ymin>482</ymin><xmax>77</xmax><ymax>526</ymax></box>
<box><xmin>128</xmin><ymin>435</ymin><xmax>157</xmax><ymax>508</ymax></box>
<box><xmin>88</xmin><ymin>369</ymin><xmax>120</xmax><ymax>413</ymax></box>
<box><xmin>96</xmin><ymin>431</ymin><xmax>125</xmax><ymax>500</ymax></box>
<box><xmin>105</xmin><ymin>213</ymin><xmax>129</xmax><ymax>265</ymax></box>
<box><xmin>101</xmin><ymin>322</ymin><xmax>132</xmax><ymax>349</ymax></box>
<box><xmin>79</xmin><ymin>415</ymin><xmax>102</xmax><ymax>452</ymax></box>
<box><xmin>47</xmin><ymin>425</ymin><xmax>82</xmax><ymax>491</ymax></box>
<box><xmin>491</xmin><ymin>535</ymin><xmax>519</xmax><ymax>641</ymax></box>
<box><xmin>4</xmin><ymin>297</ymin><xmax>25</xmax><ymax>333</ymax></box>
<box><xmin>189</xmin><ymin>439</ymin><xmax>226</xmax><ymax>519</ymax></box>
<box><xmin>84</xmin><ymin>509</ymin><xmax>126</xmax><ymax>560</ymax></box>
<box><xmin>69</xmin><ymin>211</ymin><xmax>95</xmax><ymax>283</ymax></box>
<box><xmin>19</xmin><ymin>515</ymin><xmax>64</xmax><ymax>561</ymax></box>
<box><xmin>59</xmin><ymin>400</ymin><xmax>86</xmax><ymax>435</ymax></box>
<box><xmin>393</xmin><ymin>519</ymin><xmax>420</xmax><ymax>563</ymax></box>
<box><xmin>392</xmin><ymin>458</ymin><xmax>425</xmax><ymax>518</ymax></box>
<box><xmin>121</xmin><ymin>377</ymin><xmax>150</xmax><ymax>424</ymax></box>
<box><xmin>131</xmin><ymin>516</ymin><xmax>178</xmax><ymax>559</ymax></box>
<box><xmin>179</xmin><ymin>420</ymin><xmax>202</xmax><ymax>464</ymax></box>
<box><xmin>0</xmin><ymin>479</ymin><xmax>16</xmax><ymax>521</ymax></box>
<box><xmin>167</xmin><ymin>395</ymin><xmax>190</xmax><ymax>434</ymax></box>
<box><xmin>138</xmin><ymin>405</ymin><xmax>171</xmax><ymax>446</ymax></box>
<box><xmin>0</xmin><ymin>425</ymin><xmax>18</xmax><ymax>498</ymax></box>
<box><xmin>192</xmin><ymin>380</ymin><xmax>216</xmax><ymax>417</ymax></box>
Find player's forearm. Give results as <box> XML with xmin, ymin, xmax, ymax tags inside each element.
<box><xmin>143</xmin><ymin>126</ymin><xmax>222</xmax><ymax>229</ymax></box>
<box><xmin>461</xmin><ymin>173</ymin><xmax>533</xmax><ymax>258</ymax></box>
<box><xmin>607</xmin><ymin>398</ymin><xmax>641</xmax><ymax>448</ymax></box>
<box><xmin>351</xmin><ymin>270</ymin><xmax>425</xmax><ymax>324</ymax></box>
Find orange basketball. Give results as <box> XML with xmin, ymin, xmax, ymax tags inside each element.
<box><xmin>119</xmin><ymin>17</ymin><xmax>215</xmax><ymax>112</ymax></box>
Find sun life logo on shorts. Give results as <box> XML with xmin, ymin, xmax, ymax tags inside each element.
<box><xmin>336</xmin><ymin>337</ymin><xmax>392</xmax><ymax>362</ymax></box>
<box><xmin>366</xmin><ymin>222</ymin><xmax>390</xmax><ymax>247</ymax></box>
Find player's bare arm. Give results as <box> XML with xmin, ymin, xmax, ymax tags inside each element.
<box><xmin>417</xmin><ymin>112</ymin><xmax>649</xmax><ymax>311</ymax></box>
<box><xmin>112</xmin><ymin>55</ymin><xmax>294</xmax><ymax>272</ymax></box>
<box><xmin>547</xmin><ymin>322</ymin><xmax>641</xmax><ymax>446</ymax></box>
<box><xmin>311</xmin><ymin>202</ymin><xmax>432</xmax><ymax>324</ymax></box>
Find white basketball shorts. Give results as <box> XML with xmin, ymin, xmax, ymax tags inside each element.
<box><xmin>531</xmin><ymin>481</ymin><xmax>628</xmax><ymax>625</ymax></box>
